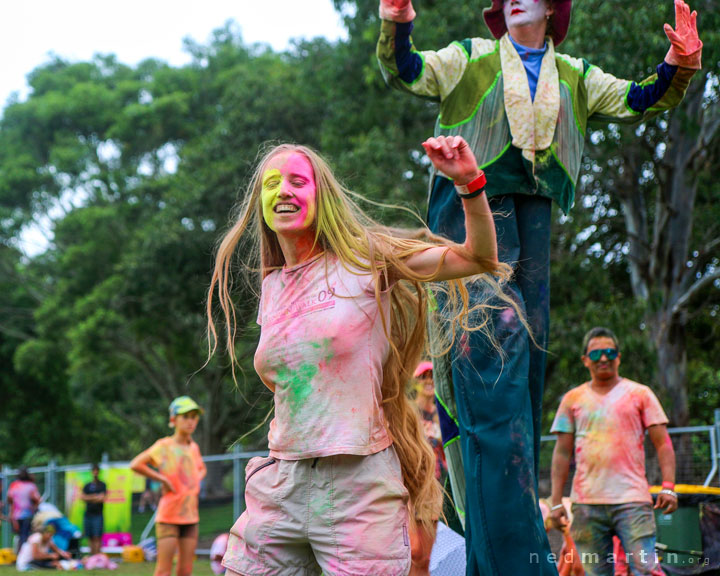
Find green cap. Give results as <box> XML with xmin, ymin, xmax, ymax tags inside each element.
<box><xmin>168</xmin><ymin>396</ymin><xmax>203</xmax><ymax>417</ymax></box>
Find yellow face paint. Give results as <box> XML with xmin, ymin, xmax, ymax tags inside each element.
<box><xmin>260</xmin><ymin>153</ymin><xmax>316</xmax><ymax>235</ymax></box>
<box><xmin>261</xmin><ymin>168</ymin><xmax>282</xmax><ymax>230</ymax></box>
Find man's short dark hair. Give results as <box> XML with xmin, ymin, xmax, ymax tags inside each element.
<box><xmin>582</xmin><ymin>327</ymin><xmax>620</xmax><ymax>355</ymax></box>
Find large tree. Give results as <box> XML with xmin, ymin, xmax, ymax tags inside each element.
<box><xmin>0</xmin><ymin>2</ymin><xmax>717</xmax><ymax>474</ymax></box>
<box><xmin>562</xmin><ymin>0</ymin><xmax>720</xmax><ymax>427</ymax></box>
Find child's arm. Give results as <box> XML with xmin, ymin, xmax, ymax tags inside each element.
<box><xmin>49</xmin><ymin>539</ymin><xmax>71</xmax><ymax>560</ymax></box>
<box><xmin>32</xmin><ymin>539</ymin><xmax>58</xmax><ymax>561</ymax></box>
<box><xmin>130</xmin><ymin>449</ymin><xmax>174</xmax><ymax>493</ymax></box>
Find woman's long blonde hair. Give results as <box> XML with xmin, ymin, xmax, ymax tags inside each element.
<box><xmin>207</xmin><ymin>143</ymin><xmax>518</xmax><ymax>532</ymax></box>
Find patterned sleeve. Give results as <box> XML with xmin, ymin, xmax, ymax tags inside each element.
<box><xmin>377</xmin><ymin>20</ymin><xmax>470</xmax><ymax>101</ymax></box>
<box><xmin>584</xmin><ymin>59</ymin><xmax>696</xmax><ymax>125</ymax></box>
<box><xmin>640</xmin><ymin>386</ymin><xmax>669</xmax><ymax>429</ymax></box>
<box><xmin>550</xmin><ymin>391</ymin><xmax>575</xmax><ymax>434</ymax></box>
<box><xmin>147</xmin><ymin>438</ymin><xmax>165</xmax><ymax>468</ymax></box>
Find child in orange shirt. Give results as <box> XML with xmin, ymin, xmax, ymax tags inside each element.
<box><xmin>131</xmin><ymin>396</ymin><xmax>206</xmax><ymax>576</ymax></box>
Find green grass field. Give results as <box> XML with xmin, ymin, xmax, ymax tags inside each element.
<box><xmin>0</xmin><ymin>561</ymin><xmax>217</xmax><ymax>575</ymax></box>
<box><xmin>0</xmin><ymin>502</ymin><xmax>235</xmax><ymax>575</ymax></box>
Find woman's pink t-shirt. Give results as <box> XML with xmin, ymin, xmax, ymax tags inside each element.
<box><xmin>7</xmin><ymin>480</ymin><xmax>40</xmax><ymax>519</ymax></box>
<box><xmin>254</xmin><ymin>253</ymin><xmax>393</xmax><ymax>459</ymax></box>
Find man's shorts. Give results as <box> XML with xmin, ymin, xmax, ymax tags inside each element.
<box><xmin>84</xmin><ymin>514</ymin><xmax>104</xmax><ymax>538</ymax></box>
<box><xmin>156</xmin><ymin>522</ymin><xmax>199</xmax><ymax>541</ymax></box>
<box><xmin>223</xmin><ymin>446</ymin><xmax>411</xmax><ymax>576</ymax></box>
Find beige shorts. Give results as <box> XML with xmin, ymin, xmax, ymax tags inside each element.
<box><xmin>222</xmin><ymin>447</ymin><xmax>411</xmax><ymax>576</ymax></box>
<box><xmin>155</xmin><ymin>522</ymin><xmax>198</xmax><ymax>541</ymax></box>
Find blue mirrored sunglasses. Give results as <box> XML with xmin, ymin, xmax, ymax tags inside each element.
<box><xmin>587</xmin><ymin>348</ymin><xmax>619</xmax><ymax>362</ymax></box>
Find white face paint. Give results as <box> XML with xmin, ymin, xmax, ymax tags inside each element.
<box><xmin>503</xmin><ymin>0</ymin><xmax>552</xmax><ymax>33</ymax></box>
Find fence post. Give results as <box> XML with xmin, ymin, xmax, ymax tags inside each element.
<box><xmin>715</xmin><ymin>410</ymin><xmax>720</xmax><ymax>485</ymax></box>
<box><xmin>1</xmin><ymin>465</ymin><xmax>9</xmax><ymax>549</ymax></box>
<box><xmin>705</xmin><ymin>411</ymin><xmax>720</xmax><ymax>487</ymax></box>
<box><xmin>233</xmin><ymin>445</ymin><xmax>243</xmax><ymax>521</ymax></box>
<box><xmin>48</xmin><ymin>459</ymin><xmax>58</xmax><ymax>507</ymax></box>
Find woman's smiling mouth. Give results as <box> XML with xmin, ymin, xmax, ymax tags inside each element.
<box><xmin>274</xmin><ymin>203</ymin><xmax>300</xmax><ymax>213</ymax></box>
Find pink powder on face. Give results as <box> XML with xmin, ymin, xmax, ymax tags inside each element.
<box><xmin>260</xmin><ymin>152</ymin><xmax>317</xmax><ymax>236</ymax></box>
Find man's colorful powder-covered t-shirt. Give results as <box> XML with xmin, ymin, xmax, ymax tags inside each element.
<box><xmin>551</xmin><ymin>378</ymin><xmax>668</xmax><ymax>504</ymax></box>
<box><xmin>148</xmin><ymin>437</ymin><xmax>205</xmax><ymax>524</ymax></box>
<box><xmin>254</xmin><ymin>252</ymin><xmax>393</xmax><ymax>459</ymax></box>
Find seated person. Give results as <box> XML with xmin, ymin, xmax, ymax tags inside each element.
<box><xmin>15</xmin><ymin>522</ymin><xmax>71</xmax><ymax>571</ymax></box>
<box><xmin>34</xmin><ymin>502</ymin><xmax>82</xmax><ymax>558</ymax></box>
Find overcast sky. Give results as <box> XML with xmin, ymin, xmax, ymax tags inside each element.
<box><xmin>5</xmin><ymin>1</ymin><xmax>348</xmax><ymax>255</ymax></box>
<box><xmin>1</xmin><ymin>0</ymin><xmax>348</xmax><ymax>110</ymax></box>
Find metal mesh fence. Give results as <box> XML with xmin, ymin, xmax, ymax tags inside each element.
<box><xmin>2</xmin><ymin>425</ymin><xmax>718</xmax><ymax>552</ymax></box>
<box><xmin>0</xmin><ymin>451</ymin><xmax>269</xmax><ymax>553</ymax></box>
<box><xmin>536</xmin><ymin>425</ymin><xmax>719</xmax><ymax>500</ymax></box>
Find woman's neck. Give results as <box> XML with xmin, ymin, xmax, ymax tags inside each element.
<box><xmin>278</xmin><ymin>231</ymin><xmax>322</xmax><ymax>268</ymax></box>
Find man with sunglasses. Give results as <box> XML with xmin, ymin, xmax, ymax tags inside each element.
<box><xmin>549</xmin><ymin>327</ymin><xmax>677</xmax><ymax>576</ymax></box>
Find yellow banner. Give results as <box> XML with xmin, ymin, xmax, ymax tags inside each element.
<box><xmin>65</xmin><ymin>468</ymin><xmax>133</xmax><ymax>537</ymax></box>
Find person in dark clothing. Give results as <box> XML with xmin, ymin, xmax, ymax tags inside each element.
<box><xmin>81</xmin><ymin>464</ymin><xmax>106</xmax><ymax>556</ymax></box>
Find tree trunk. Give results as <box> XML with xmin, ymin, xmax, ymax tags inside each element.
<box><xmin>620</xmin><ymin>76</ymin><xmax>707</xmax><ymax>424</ymax></box>
<box><xmin>651</xmin><ymin>311</ymin><xmax>689</xmax><ymax>427</ymax></box>
<box><xmin>653</xmin><ymin>312</ymin><xmax>694</xmax><ymax>480</ymax></box>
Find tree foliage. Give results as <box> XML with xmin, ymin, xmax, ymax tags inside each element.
<box><xmin>0</xmin><ymin>1</ymin><xmax>718</xmax><ymax>471</ymax></box>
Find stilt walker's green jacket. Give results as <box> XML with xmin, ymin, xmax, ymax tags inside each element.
<box><xmin>377</xmin><ymin>19</ymin><xmax>697</xmax><ymax>527</ymax></box>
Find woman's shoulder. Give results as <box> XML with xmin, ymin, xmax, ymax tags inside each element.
<box><xmin>261</xmin><ymin>267</ymin><xmax>282</xmax><ymax>288</ymax></box>
<box><xmin>330</xmin><ymin>252</ymin><xmax>382</xmax><ymax>292</ymax></box>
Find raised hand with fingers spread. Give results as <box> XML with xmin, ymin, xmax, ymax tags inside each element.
<box><xmin>379</xmin><ymin>0</ymin><xmax>416</xmax><ymax>23</ymax></box>
<box><xmin>664</xmin><ymin>0</ymin><xmax>702</xmax><ymax>69</ymax></box>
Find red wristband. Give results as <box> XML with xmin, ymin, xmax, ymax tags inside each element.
<box><xmin>455</xmin><ymin>171</ymin><xmax>487</xmax><ymax>199</ymax></box>
<box><xmin>662</xmin><ymin>481</ymin><xmax>675</xmax><ymax>490</ymax></box>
